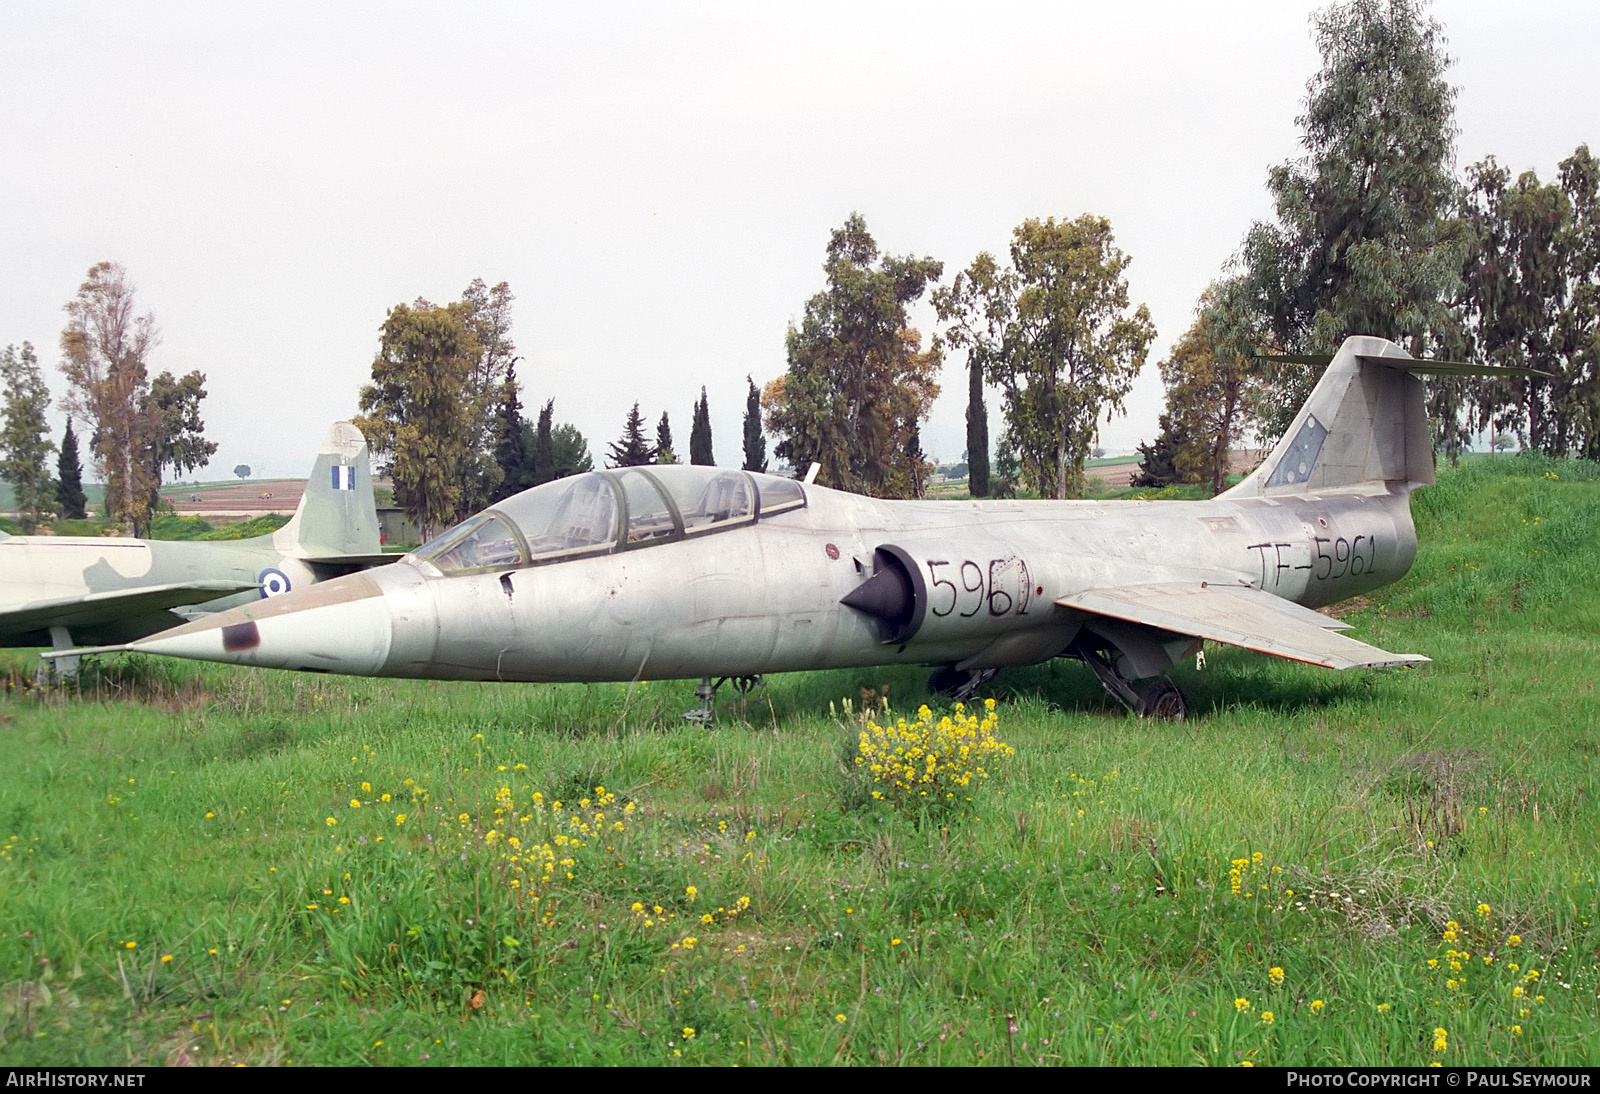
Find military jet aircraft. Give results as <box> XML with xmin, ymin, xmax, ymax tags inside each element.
<box><xmin>67</xmin><ymin>337</ymin><xmax>1536</xmax><ymax>718</ymax></box>
<box><xmin>4</xmin><ymin>421</ymin><xmax>384</xmax><ymax>676</ymax></box>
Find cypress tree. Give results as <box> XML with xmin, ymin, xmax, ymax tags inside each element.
<box><xmin>689</xmin><ymin>387</ymin><xmax>714</xmax><ymax>465</ymax></box>
<box><xmin>56</xmin><ymin>418</ymin><xmax>87</xmax><ymax>519</ymax></box>
<box><xmin>965</xmin><ymin>358</ymin><xmax>990</xmax><ymax>497</ymax></box>
<box><xmin>655</xmin><ymin>411</ymin><xmax>676</xmax><ymax>464</ymax></box>
<box><xmin>531</xmin><ymin>399</ymin><xmax>556</xmax><ymax>485</ymax></box>
<box><xmin>490</xmin><ymin>366</ymin><xmax>528</xmax><ymax>502</ymax></box>
<box><xmin>741</xmin><ymin>376</ymin><xmax>767</xmax><ymax>473</ymax></box>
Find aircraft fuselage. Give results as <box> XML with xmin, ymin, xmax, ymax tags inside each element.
<box><xmin>191</xmin><ymin>480</ymin><xmax>1417</xmax><ymax>684</ymax></box>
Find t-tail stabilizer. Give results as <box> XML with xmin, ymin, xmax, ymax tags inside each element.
<box><xmin>1223</xmin><ymin>336</ymin><xmax>1547</xmax><ymax>498</ymax></box>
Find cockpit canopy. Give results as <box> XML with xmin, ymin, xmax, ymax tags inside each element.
<box><xmin>410</xmin><ymin>466</ymin><xmax>806</xmax><ymax>575</ymax></box>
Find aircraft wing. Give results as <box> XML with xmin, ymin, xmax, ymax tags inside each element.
<box><xmin>0</xmin><ymin>581</ymin><xmax>260</xmax><ymax>640</ymax></box>
<box><xmin>1057</xmin><ymin>582</ymin><xmax>1428</xmax><ymax>670</ymax></box>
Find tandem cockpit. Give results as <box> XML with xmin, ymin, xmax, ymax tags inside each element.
<box><xmin>408</xmin><ymin>466</ymin><xmax>808</xmax><ymax>576</ymax></box>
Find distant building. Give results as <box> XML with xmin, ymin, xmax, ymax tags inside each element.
<box><xmin>376</xmin><ymin>507</ymin><xmax>421</xmax><ymax>549</ymax></box>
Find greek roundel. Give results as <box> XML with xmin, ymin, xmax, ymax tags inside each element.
<box><xmin>258</xmin><ymin>568</ymin><xmax>292</xmax><ymax>598</ymax></box>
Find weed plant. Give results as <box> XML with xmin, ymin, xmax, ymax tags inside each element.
<box><xmin>1</xmin><ymin>456</ymin><xmax>1598</xmax><ymax>1065</ymax></box>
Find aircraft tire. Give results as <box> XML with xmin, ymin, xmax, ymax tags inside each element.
<box><xmin>1137</xmin><ymin>677</ymin><xmax>1187</xmax><ymax>721</ymax></box>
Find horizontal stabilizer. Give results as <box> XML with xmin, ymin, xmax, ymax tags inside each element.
<box><xmin>1057</xmin><ymin>582</ymin><xmax>1428</xmax><ymax>671</ymax></box>
<box><xmin>300</xmin><ymin>553</ymin><xmax>400</xmax><ymax>567</ymax></box>
<box><xmin>1258</xmin><ymin>352</ymin><xmax>1550</xmax><ymax>379</ymax></box>
<box><xmin>1355</xmin><ymin>355</ymin><xmax>1550</xmax><ymax>380</ymax></box>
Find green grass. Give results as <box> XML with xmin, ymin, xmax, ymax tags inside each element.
<box><xmin>144</xmin><ymin>513</ymin><xmax>291</xmax><ymax>541</ymax></box>
<box><xmin>2</xmin><ymin>455</ymin><xmax>1599</xmax><ymax>1065</ymax></box>
<box><xmin>1</xmin><ymin>512</ymin><xmax>288</xmax><ymax>540</ymax></box>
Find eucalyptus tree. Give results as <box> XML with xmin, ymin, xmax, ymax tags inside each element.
<box><xmin>1238</xmin><ymin>0</ymin><xmax>1464</xmax><ymax>440</ymax></box>
<box><xmin>764</xmin><ymin>214</ymin><xmax>942</xmax><ymax>497</ymax></box>
<box><xmin>1460</xmin><ymin>146</ymin><xmax>1600</xmax><ymax>457</ymax></box>
<box><xmin>355</xmin><ymin>300</ymin><xmax>479</xmax><ymax>541</ymax></box>
<box><xmin>938</xmin><ymin>216</ymin><xmax>1153</xmax><ymax>499</ymax></box>
<box><xmin>60</xmin><ymin>262</ymin><xmax>215</xmax><ymax>535</ymax></box>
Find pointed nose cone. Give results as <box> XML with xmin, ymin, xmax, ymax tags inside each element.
<box><xmin>132</xmin><ymin>572</ymin><xmax>395</xmax><ymax>675</ymax></box>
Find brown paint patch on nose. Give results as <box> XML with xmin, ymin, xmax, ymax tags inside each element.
<box><xmin>222</xmin><ymin>621</ymin><xmax>260</xmax><ymax>651</ymax></box>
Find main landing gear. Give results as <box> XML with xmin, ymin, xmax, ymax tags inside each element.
<box><xmin>1081</xmin><ymin>649</ymin><xmax>1189</xmax><ymax>721</ymax></box>
<box><xmin>683</xmin><ymin>674</ymin><xmax>764</xmax><ymax>724</ymax></box>
<box><xmin>926</xmin><ymin>665</ymin><xmax>998</xmax><ymax>702</ymax></box>
<box><xmin>32</xmin><ymin>626</ymin><xmax>82</xmax><ymax>689</ymax></box>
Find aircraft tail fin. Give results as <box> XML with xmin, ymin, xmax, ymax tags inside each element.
<box><xmin>1222</xmin><ymin>336</ymin><xmax>1544</xmax><ymax>498</ymax></box>
<box><xmin>268</xmin><ymin>422</ymin><xmax>383</xmax><ymax>559</ymax></box>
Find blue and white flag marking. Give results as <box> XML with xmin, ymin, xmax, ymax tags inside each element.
<box><xmin>332</xmin><ymin>465</ymin><xmax>355</xmax><ymax>491</ymax></box>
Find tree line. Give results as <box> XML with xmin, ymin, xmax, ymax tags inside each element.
<box><xmin>7</xmin><ymin>1</ymin><xmax>1593</xmax><ymax>537</ymax></box>
<box><xmin>351</xmin><ymin>281</ymin><xmax>776</xmax><ymax>542</ymax></box>
<box><xmin>394</xmin><ymin>0</ymin><xmax>1589</xmax><ymax>514</ymax></box>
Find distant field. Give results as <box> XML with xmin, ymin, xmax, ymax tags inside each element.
<box><xmin>157</xmin><ymin>478</ymin><xmax>303</xmax><ymax>514</ymax></box>
<box><xmin>2</xmin><ymin>453</ymin><xmax>1598</xmax><ymax>1065</ymax></box>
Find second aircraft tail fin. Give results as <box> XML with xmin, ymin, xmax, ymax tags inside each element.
<box><xmin>268</xmin><ymin>422</ymin><xmax>383</xmax><ymax>560</ymax></box>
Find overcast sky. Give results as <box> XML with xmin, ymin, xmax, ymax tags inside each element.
<box><xmin>2</xmin><ymin>1</ymin><xmax>1596</xmax><ymax>482</ymax></box>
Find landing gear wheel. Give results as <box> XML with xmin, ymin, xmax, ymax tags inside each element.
<box><xmin>1137</xmin><ymin>677</ymin><xmax>1188</xmax><ymax>721</ymax></box>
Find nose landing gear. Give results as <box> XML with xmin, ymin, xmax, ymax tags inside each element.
<box><xmin>683</xmin><ymin>674</ymin><xmax>764</xmax><ymax>724</ymax></box>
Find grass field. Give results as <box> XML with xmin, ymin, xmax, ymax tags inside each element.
<box><xmin>2</xmin><ymin>454</ymin><xmax>1598</xmax><ymax>1066</ymax></box>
